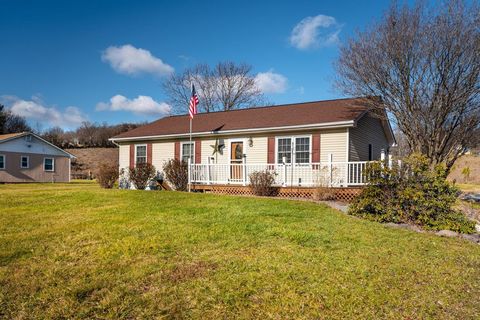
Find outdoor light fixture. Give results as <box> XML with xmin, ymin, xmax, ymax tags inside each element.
<box><xmin>248</xmin><ymin>137</ymin><xmax>253</xmax><ymax>147</ymax></box>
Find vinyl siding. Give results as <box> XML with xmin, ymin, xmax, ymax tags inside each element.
<box><xmin>320</xmin><ymin>128</ymin><xmax>348</xmax><ymax>162</ymax></box>
<box><xmin>152</xmin><ymin>141</ymin><xmax>174</xmax><ymax>172</ymax></box>
<box><xmin>349</xmin><ymin>112</ymin><xmax>389</xmax><ymax>161</ymax></box>
<box><xmin>118</xmin><ymin>144</ymin><xmax>130</xmax><ymax>171</ymax></box>
<box><xmin>247</xmin><ymin>136</ymin><xmax>268</xmax><ymax>163</ymax></box>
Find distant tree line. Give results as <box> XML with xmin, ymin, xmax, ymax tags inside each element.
<box><xmin>0</xmin><ymin>104</ymin><xmax>32</xmax><ymax>134</ymax></box>
<box><xmin>0</xmin><ymin>104</ymin><xmax>142</xmax><ymax>148</ymax></box>
<box><xmin>41</xmin><ymin>122</ymin><xmax>143</xmax><ymax>148</ymax></box>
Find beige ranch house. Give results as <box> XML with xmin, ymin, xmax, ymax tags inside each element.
<box><xmin>110</xmin><ymin>98</ymin><xmax>395</xmax><ymax>189</ymax></box>
<box><xmin>0</xmin><ymin>132</ymin><xmax>74</xmax><ymax>183</ymax></box>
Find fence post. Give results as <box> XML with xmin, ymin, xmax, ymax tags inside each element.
<box><xmin>328</xmin><ymin>153</ymin><xmax>333</xmax><ymax>187</ymax></box>
<box><xmin>345</xmin><ymin>161</ymin><xmax>349</xmax><ymax>187</ymax></box>
<box><xmin>187</xmin><ymin>157</ymin><xmax>191</xmax><ymax>192</ymax></box>
<box><xmin>207</xmin><ymin>157</ymin><xmax>211</xmax><ymax>185</ymax></box>
<box><xmin>242</xmin><ymin>154</ymin><xmax>247</xmax><ymax>186</ymax></box>
<box><xmin>282</xmin><ymin>156</ymin><xmax>287</xmax><ymax>187</ymax></box>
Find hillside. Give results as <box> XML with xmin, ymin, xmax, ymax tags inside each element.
<box><xmin>67</xmin><ymin>148</ymin><xmax>118</xmax><ymax>179</ymax></box>
<box><xmin>448</xmin><ymin>155</ymin><xmax>480</xmax><ymax>184</ymax></box>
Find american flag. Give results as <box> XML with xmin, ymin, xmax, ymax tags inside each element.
<box><xmin>189</xmin><ymin>83</ymin><xmax>199</xmax><ymax>119</ymax></box>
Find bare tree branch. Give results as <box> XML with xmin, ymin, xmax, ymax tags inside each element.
<box><xmin>335</xmin><ymin>0</ymin><xmax>480</xmax><ymax>171</ymax></box>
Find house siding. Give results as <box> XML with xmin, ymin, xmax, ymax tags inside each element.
<box><xmin>349</xmin><ymin>112</ymin><xmax>389</xmax><ymax>161</ymax></box>
<box><xmin>320</xmin><ymin>128</ymin><xmax>348</xmax><ymax>162</ymax></box>
<box><xmin>0</xmin><ymin>151</ymin><xmax>70</xmax><ymax>183</ymax></box>
<box><xmin>118</xmin><ymin>144</ymin><xmax>130</xmax><ymax>171</ymax></box>
<box><xmin>152</xmin><ymin>141</ymin><xmax>175</xmax><ymax>171</ymax></box>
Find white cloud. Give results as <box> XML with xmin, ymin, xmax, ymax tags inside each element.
<box><xmin>101</xmin><ymin>44</ymin><xmax>174</xmax><ymax>77</ymax></box>
<box><xmin>255</xmin><ymin>71</ymin><xmax>288</xmax><ymax>94</ymax></box>
<box><xmin>3</xmin><ymin>96</ymin><xmax>87</xmax><ymax>128</ymax></box>
<box><xmin>289</xmin><ymin>15</ymin><xmax>342</xmax><ymax>50</ymax></box>
<box><xmin>96</xmin><ymin>95</ymin><xmax>171</xmax><ymax>116</ymax></box>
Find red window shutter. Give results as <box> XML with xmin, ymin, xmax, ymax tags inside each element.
<box><xmin>174</xmin><ymin>141</ymin><xmax>180</xmax><ymax>160</ymax></box>
<box><xmin>312</xmin><ymin>134</ymin><xmax>320</xmax><ymax>163</ymax></box>
<box><xmin>147</xmin><ymin>143</ymin><xmax>152</xmax><ymax>165</ymax></box>
<box><xmin>195</xmin><ymin>140</ymin><xmax>201</xmax><ymax>164</ymax></box>
<box><xmin>267</xmin><ymin>137</ymin><xmax>275</xmax><ymax>164</ymax></box>
<box><xmin>129</xmin><ymin>144</ymin><xmax>135</xmax><ymax>168</ymax></box>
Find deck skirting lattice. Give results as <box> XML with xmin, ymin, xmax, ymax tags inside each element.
<box><xmin>191</xmin><ymin>184</ymin><xmax>362</xmax><ymax>202</ymax></box>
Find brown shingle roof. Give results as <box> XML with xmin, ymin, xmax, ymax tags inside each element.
<box><xmin>112</xmin><ymin>98</ymin><xmax>371</xmax><ymax>140</ymax></box>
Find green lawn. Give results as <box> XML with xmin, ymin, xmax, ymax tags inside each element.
<box><xmin>0</xmin><ymin>182</ymin><xmax>479</xmax><ymax>319</ymax></box>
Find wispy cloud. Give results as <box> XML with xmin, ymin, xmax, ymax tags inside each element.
<box><xmin>289</xmin><ymin>15</ymin><xmax>342</xmax><ymax>50</ymax></box>
<box><xmin>1</xmin><ymin>95</ymin><xmax>87</xmax><ymax>129</ymax></box>
<box><xmin>101</xmin><ymin>44</ymin><xmax>174</xmax><ymax>77</ymax></box>
<box><xmin>255</xmin><ymin>70</ymin><xmax>288</xmax><ymax>94</ymax></box>
<box><xmin>96</xmin><ymin>95</ymin><xmax>171</xmax><ymax>116</ymax></box>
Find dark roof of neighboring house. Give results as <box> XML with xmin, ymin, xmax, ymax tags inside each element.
<box><xmin>112</xmin><ymin>98</ymin><xmax>377</xmax><ymax>140</ymax></box>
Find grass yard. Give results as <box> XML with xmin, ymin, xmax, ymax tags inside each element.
<box><xmin>0</xmin><ymin>182</ymin><xmax>479</xmax><ymax>319</ymax></box>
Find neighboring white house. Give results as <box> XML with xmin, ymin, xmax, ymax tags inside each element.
<box><xmin>0</xmin><ymin>132</ymin><xmax>75</xmax><ymax>183</ymax></box>
<box><xmin>110</xmin><ymin>98</ymin><xmax>395</xmax><ymax>188</ymax></box>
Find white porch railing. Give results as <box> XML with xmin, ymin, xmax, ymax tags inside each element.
<box><xmin>188</xmin><ymin>160</ymin><xmax>373</xmax><ymax>187</ymax></box>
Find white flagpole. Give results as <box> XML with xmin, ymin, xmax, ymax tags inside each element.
<box><xmin>188</xmin><ymin>82</ymin><xmax>193</xmax><ymax>193</ymax></box>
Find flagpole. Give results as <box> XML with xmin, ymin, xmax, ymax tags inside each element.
<box><xmin>188</xmin><ymin>82</ymin><xmax>193</xmax><ymax>193</ymax></box>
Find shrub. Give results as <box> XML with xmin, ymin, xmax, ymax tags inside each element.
<box><xmin>249</xmin><ymin>170</ymin><xmax>278</xmax><ymax>196</ymax></box>
<box><xmin>96</xmin><ymin>162</ymin><xmax>119</xmax><ymax>189</ymax></box>
<box><xmin>128</xmin><ymin>163</ymin><xmax>156</xmax><ymax>190</ymax></box>
<box><xmin>163</xmin><ymin>159</ymin><xmax>188</xmax><ymax>191</ymax></box>
<box><xmin>313</xmin><ymin>187</ymin><xmax>336</xmax><ymax>201</ymax></box>
<box><xmin>349</xmin><ymin>154</ymin><xmax>476</xmax><ymax>233</ymax></box>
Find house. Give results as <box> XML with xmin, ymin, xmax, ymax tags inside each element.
<box><xmin>0</xmin><ymin>132</ymin><xmax>75</xmax><ymax>183</ymax></box>
<box><xmin>110</xmin><ymin>98</ymin><xmax>395</xmax><ymax>189</ymax></box>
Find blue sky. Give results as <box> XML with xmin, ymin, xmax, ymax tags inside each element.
<box><xmin>0</xmin><ymin>0</ymin><xmax>395</xmax><ymax>130</ymax></box>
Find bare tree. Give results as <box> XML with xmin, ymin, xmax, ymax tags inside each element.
<box><xmin>335</xmin><ymin>0</ymin><xmax>480</xmax><ymax>170</ymax></box>
<box><xmin>163</xmin><ymin>61</ymin><xmax>267</xmax><ymax>113</ymax></box>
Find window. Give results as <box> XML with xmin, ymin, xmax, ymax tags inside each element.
<box><xmin>135</xmin><ymin>145</ymin><xmax>147</xmax><ymax>165</ymax></box>
<box><xmin>0</xmin><ymin>155</ymin><xmax>5</xmax><ymax>169</ymax></box>
<box><xmin>277</xmin><ymin>136</ymin><xmax>311</xmax><ymax>164</ymax></box>
<box><xmin>181</xmin><ymin>142</ymin><xmax>194</xmax><ymax>163</ymax></box>
<box><xmin>277</xmin><ymin>138</ymin><xmax>292</xmax><ymax>164</ymax></box>
<box><xmin>44</xmin><ymin>158</ymin><xmax>54</xmax><ymax>172</ymax></box>
<box><xmin>21</xmin><ymin>156</ymin><xmax>29</xmax><ymax>169</ymax></box>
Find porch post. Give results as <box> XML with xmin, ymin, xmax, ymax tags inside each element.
<box><xmin>242</xmin><ymin>154</ymin><xmax>247</xmax><ymax>186</ymax></box>
<box><xmin>188</xmin><ymin>157</ymin><xmax>191</xmax><ymax>192</ymax></box>
<box><xmin>207</xmin><ymin>157</ymin><xmax>211</xmax><ymax>185</ymax></box>
<box><xmin>388</xmin><ymin>154</ymin><xmax>393</xmax><ymax>169</ymax></box>
<box><xmin>282</xmin><ymin>156</ymin><xmax>287</xmax><ymax>187</ymax></box>
<box><xmin>344</xmin><ymin>161</ymin><xmax>349</xmax><ymax>187</ymax></box>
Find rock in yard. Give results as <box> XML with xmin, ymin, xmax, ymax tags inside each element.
<box><xmin>436</xmin><ymin>230</ymin><xmax>459</xmax><ymax>238</ymax></box>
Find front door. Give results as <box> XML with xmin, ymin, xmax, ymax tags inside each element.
<box><xmin>230</xmin><ymin>141</ymin><xmax>243</xmax><ymax>182</ymax></box>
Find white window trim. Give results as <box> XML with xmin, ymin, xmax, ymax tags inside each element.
<box><xmin>275</xmin><ymin>135</ymin><xmax>312</xmax><ymax>165</ymax></box>
<box><xmin>0</xmin><ymin>154</ymin><xmax>5</xmax><ymax>170</ymax></box>
<box><xmin>20</xmin><ymin>155</ymin><xmax>29</xmax><ymax>169</ymax></box>
<box><xmin>180</xmin><ymin>141</ymin><xmax>195</xmax><ymax>163</ymax></box>
<box><xmin>134</xmin><ymin>144</ymin><xmax>147</xmax><ymax>165</ymax></box>
<box><xmin>44</xmin><ymin>157</ymin><xmax>55</xmax><ymax>172</ymax></box>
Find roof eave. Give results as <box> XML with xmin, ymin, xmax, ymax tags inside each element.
<box><xmin>110</xmin><ymin>120</ymin><xmax>356</xmax><ymax>142</ymax></box>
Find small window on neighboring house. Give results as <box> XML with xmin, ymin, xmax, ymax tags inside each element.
<box><xmin>44</xmin><ymin>158</ymin><xmax>54</xmax><ymax>172</ymax></box>
<box><xmin>0</xmin><ymin>155</ymin><xmax>5</xmax><ymax>169</ymax></box>
<box><xmin>21</xmin><ymin>156</ymin><xmax>29</xmax><ymax>169</ymax></box>
<box><xmin>368</xmin><ymin>144</ymin><xmax>373</xmax><ymax>161</ymax></box>
<box><xmin>181</xmin><ymin>142</ymin><xmax>194</xmax><ymax>163</ymax></box>
<box><xmin>135</xmin><ymin>145</ymin><xmax>147</xmax><ymax>165</ymax></box>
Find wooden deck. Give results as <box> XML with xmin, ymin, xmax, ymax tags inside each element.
<box><xmin>191</xmin><ymin>184</ymin><xmax>362</xmax><ymax>202</ymax></box>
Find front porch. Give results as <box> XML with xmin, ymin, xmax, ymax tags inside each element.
<box><xmin>188</xmin><ymin>161</ymin><xmax>374</xmax><ymax>188</ymax></box>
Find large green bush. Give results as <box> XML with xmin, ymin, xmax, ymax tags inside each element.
<box><xmin>349</xmin><ymin>154</ymin><xmax>475</xmax><ymax>234</ymax></box>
